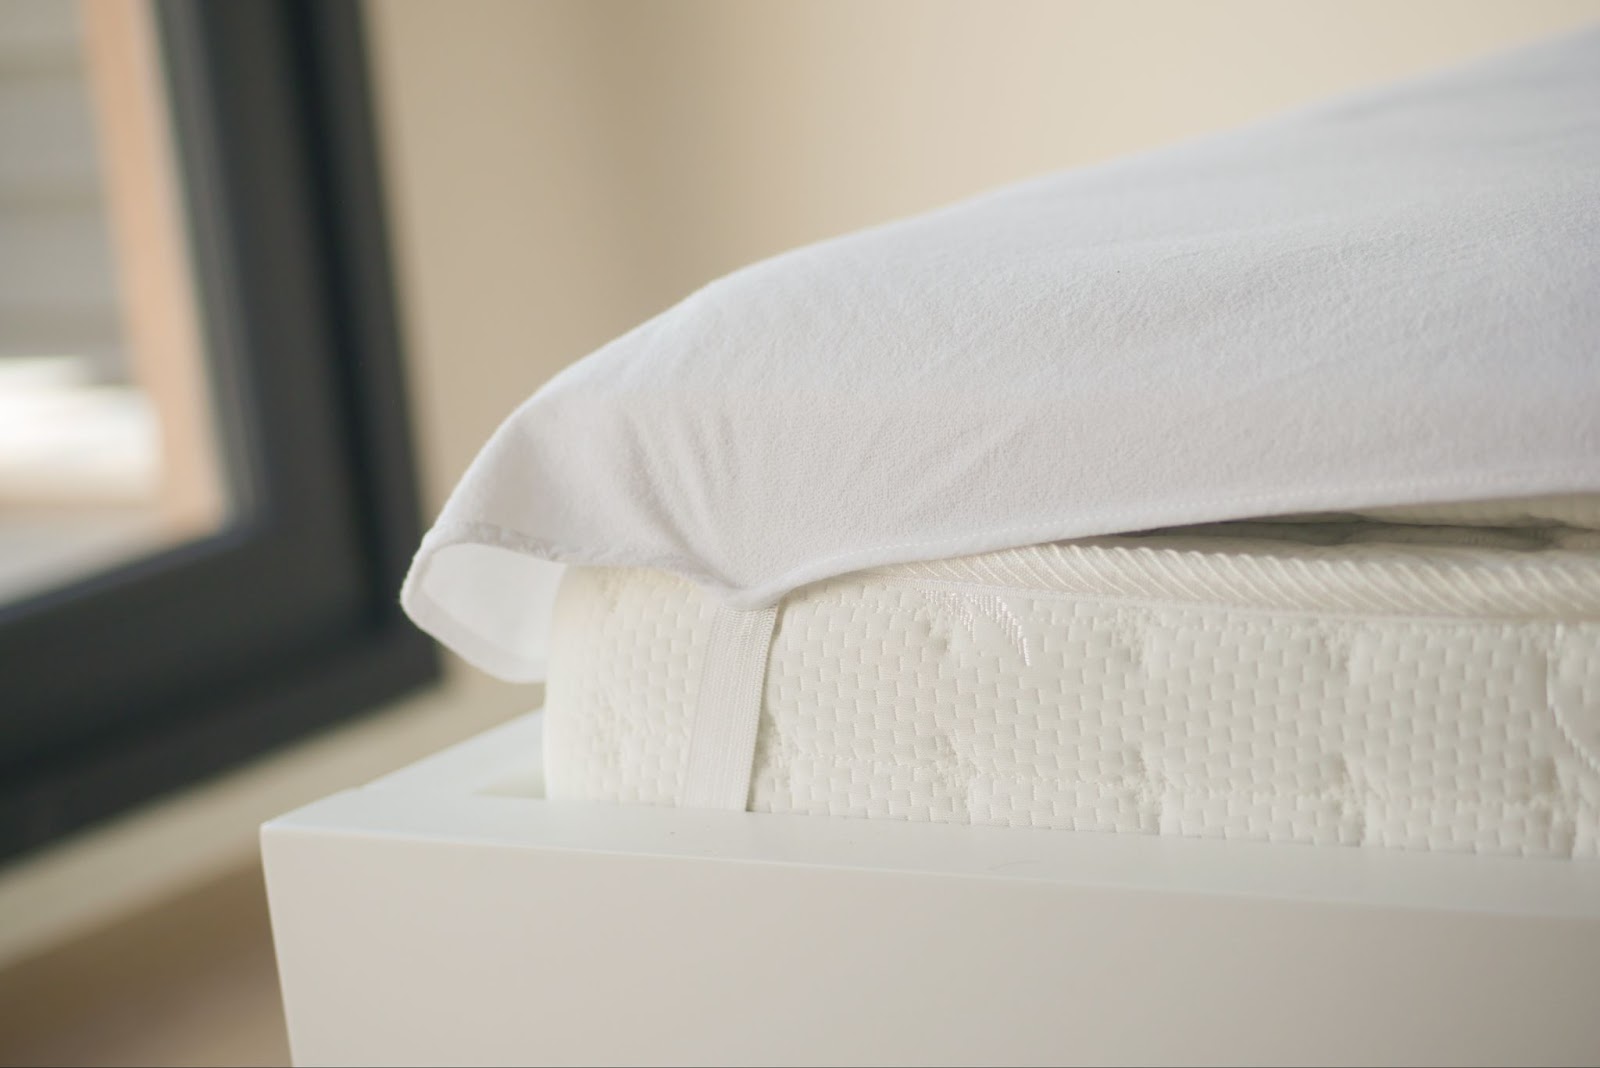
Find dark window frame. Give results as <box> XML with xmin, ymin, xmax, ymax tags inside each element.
<box><xmin>0</xmin><ymin>0</ymin><xmax>438</xmax><ymax>863</ymax></box>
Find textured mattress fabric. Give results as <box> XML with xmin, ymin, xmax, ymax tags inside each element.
<box><xmin>544</xmin><ymin>499</ymin><xmax>1600</xmax><ymax>857</ymax></box>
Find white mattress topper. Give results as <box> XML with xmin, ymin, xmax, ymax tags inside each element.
<box><xmin>404</xmin><ymin>28</ymin><xmax>1600</xmax><ymax>681</ymax></box>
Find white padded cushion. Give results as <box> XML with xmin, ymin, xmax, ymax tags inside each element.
<box><xmin>405</xmin><ymin>28</ymin><xmax>1600</xmax><ymax>682</ymax></box>
<box><xmin>545</xmin><ymin>509</ymin><xmax>1600</xmax><ymax>857</ymax></box>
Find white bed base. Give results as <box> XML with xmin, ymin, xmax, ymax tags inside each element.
<box><xmin>263</xmin><ymin>711</ymin><xmax>1600</xmax><ymax>1067</ymax></box>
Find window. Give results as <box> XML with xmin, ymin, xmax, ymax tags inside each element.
<box><xmin>0</xmin><ymin>0</ymin><xmax>438</xmax><ymax>861</ymax></box>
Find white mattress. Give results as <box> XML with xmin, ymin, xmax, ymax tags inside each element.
<box><xmin>544</xmin><ymin>498</ymin><xmax>1600</xmax><ymax>857</ymax></box>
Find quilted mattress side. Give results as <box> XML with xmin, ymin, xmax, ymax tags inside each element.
<box><xmin>543</xmin><ymin>531</ymin><xmax>1600</xmax><ymax>856</ymax></box>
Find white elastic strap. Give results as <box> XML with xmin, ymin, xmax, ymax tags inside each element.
<box><xmin>678</xmin><ymin>603</ymin><xmax>779</xmax><ymax>810</ymax></box>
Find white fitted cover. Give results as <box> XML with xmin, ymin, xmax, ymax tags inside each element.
<box><xmin>404</xmin><ymin>27</ymin><xmax>1600</xmax><ymax>682</ymax></box>
<box><xmin>544</xmin><ymin>502</ymin><xmax>1600</xmax><ymax>856</ymax></box>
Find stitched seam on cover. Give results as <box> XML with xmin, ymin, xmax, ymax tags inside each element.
<box><xmin>850</xmin><ymin>575</ymin><xmax>1600</xmax><ymax>626</ymax></box>
<box><xmin>415</xmin><ymin>468</ymin><xmax>1600</xmax><ymax>609</ymax></box>
<box><xmin>753</xmin><ymin>467</ymin><xmax>1600</xmax><ymax>601</ymax></box>
<box><xmin>760</xmin><ymin>769</ymin><xmax>1579</xmax><ymax>808</ymax></box>
<box><xmin>420</xmin><ymin>517</ymin><xmax>1600</xmax><ymax>622</ymax></box>
<box><xmin>860</xmin><ymin>546</ymin><xmax>1600</xmax><ymax>617</ymax></box>
<box><xmin>790</xmin><ymin>585</ymin><xmax>1600</xmax><ymax>643</ymax></box>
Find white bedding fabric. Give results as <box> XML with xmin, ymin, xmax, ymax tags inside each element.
<box><xmin>405</xmin><ymin>27</ymin><xmax>1600</xmax><ymax>682</ymax></box>
<box><xmin>545</xmin><ymin>502</ymin><xmax>1600</xmax><ymax>856</ymax></box>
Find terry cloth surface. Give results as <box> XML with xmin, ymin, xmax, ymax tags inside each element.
<box><xmin>405</xmin><ymin>27</ymin><xmax>1600</xmax><ymax>682</ymax></box>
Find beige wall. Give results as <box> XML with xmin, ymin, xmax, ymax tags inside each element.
<box><xmin>5</xmin><ymin>0</ymin><xmax>1599</xmax><ymax>965</ymax></box>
